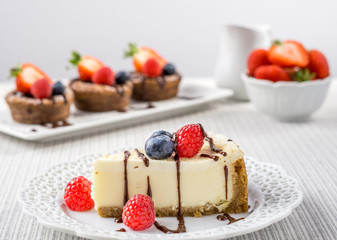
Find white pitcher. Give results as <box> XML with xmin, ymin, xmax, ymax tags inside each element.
<box><xmin>214</xmin><ymin>24</ymin><xmax>272</xmax><ymax>100</ymax></box>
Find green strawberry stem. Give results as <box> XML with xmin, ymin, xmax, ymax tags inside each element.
<box><xmin>272</xmin><ymin>40</ymin><xmax>282</xmax><ymax>46</ymax></box>
<box><xmin>293</xmin><ymin>68</ymin><xmax>316</xmax><ymax>82</ymax></box>
<box><xmin>69</xmin><ymin>51</ymin><xmax>82</xmax><ymax>66</ymax></box>
<box><xmin>9</xmin><ymin>63</ymin><xmax>22</xmax><ymax>78</ymax></box>
<box><xmin>124</xmin><ymin>42</ymin><xmax>138</xmax><ymax>58</ymax></box>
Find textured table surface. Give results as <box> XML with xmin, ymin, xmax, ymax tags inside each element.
<box><xmin>1</xmin><ymin>80</ymin><xmax>337</xmax><ymax>240</ymax></box>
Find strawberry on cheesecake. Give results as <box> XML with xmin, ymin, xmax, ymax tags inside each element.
<box><xmin>92</xmin><ymin>124</ymin><xmax>248</xmax><ymax>222</ymax></box>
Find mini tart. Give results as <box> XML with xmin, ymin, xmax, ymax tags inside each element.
<box><xmin>69</xmin><ymin>80</ymin><xmax>133</xmax><ymax>112</ymax></box>
<box><xmin>5</xmin><ymin>88</ymin><xmax>74</xmax><ymax>124</ymax></box>
<box><xmin>131</xmin><ymin>72</ymin><xmax>181</xmax><ymax>101</ymax></box>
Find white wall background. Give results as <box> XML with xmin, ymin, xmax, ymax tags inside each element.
<box><xmin>0</xmin><ymin>0</ymin><xmax>335</xmax><ymax>81</ymax></box>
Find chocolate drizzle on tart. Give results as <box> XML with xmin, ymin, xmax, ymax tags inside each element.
<box><xmin>198</xmin><ymin>123</ymin><xmax>227</xmax><ymax>157</ymax></box>
<box><xmin>147</xmin><ymin>176</ymin><xmax>152</xmax><ymax>198</ymax></box>
<box><xmin>216</xmin><ymin>213</ymin><xmax>244</xmax><ymax>224</ymax></box>
<box><xmin>123</xmin><ymin>150</ymin><xmax>130</xmax><ymax>205</ymax></box>
<box><xmin>135</xmin><ymin>148</ymin><xmax>149</xmax><ymax>167</ymax></box>
<box><xmin>200</xmin><ymin>154</ymin><xmax>219</xmax><ymax>161</ymax></box>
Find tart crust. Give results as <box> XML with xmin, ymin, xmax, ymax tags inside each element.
<box><xmin>131</xmin><ymin>73</ymin><xmax>181</xmax><ymax>101</ymax></box>
<box><xmin>69</xmin><ymin>80</ymin><xmax>133</xmax><ymax>112</ymax></box>
<box><xmin>96</xmin><ymin>158</ymin><xmax>248</xmax><ymax>218</ymax></box>
<box><xmin>5</xmin><ymin>88</ymin><xmax>74</xmax><ymax>124</ymax></box>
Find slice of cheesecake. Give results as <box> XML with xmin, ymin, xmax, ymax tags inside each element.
<box><xmin>92</xmin><ymin>132</ymin><xmax>248</xmax><ymax>218</ymax></box>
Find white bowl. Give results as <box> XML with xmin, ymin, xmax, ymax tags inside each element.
<box><xmin>242</xmin><ymin>73</ymin><xmax>331</xmax><ymax>121</ymax></box>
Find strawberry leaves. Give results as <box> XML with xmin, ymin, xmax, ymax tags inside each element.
<box><xmin>293</xmin><ymin>68</ymin><xmax>316</xmax><ymax>82</ymax></box>
<box><xmin>124</xmin><ymin>42</ymin><xmax>139</xmax><ymax>58</ymax></box>
<box><xmin>69</xmin><ymin>51</ymin><xmax>82</xmax><ymax>66</ymax></box>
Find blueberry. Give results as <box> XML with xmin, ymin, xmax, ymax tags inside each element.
<box><xmin>145</xmin><ymin>135</ymin><xmax>174</xmax><ymax>160</ymax></box>
<box><xmin>162</xmin><ymin>63</ymin><xmax>176</xmax><ymax>75</ymax></box>
<box><xmin>52</xmin><ymin>81</ymin><xmax>65</xmax><ymax>95</ymax></box>
<box><xmin>151</xmin><ymin>130</ymin><xmax>173</xmax><ymax>139</ymax></box>
<box><xmin>115</xmin><ymin>71</ymin><xmax>130</xmax><ymax>84</ymax></box>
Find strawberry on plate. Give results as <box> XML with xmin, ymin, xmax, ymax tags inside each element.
<box><xmin>254</xmin><ymin>65</ymin><xmax>290</xmax><ymax>82</ymax></box>
<box><xmin>124</xmin><ymin>43</ymin><xmax>167</xmax><ymax>72</ymax></box>
<box><xmin>308</xmin><ymin>50</ymin><xmax>330</xmax><ymax>79</ymax></box>
<box><xmin>247</xmin><ymin>49</ymin><xmax>270</xmax><ymax>76</ymax></box>
<box><xmin>69</xmin><ymin>51</ymin><xmax>104</xmax><ymax>81</ymax></box>
<box><xmin>10</xmin><ymin>63</ymin><xmax>53</xmax><ymax>94</ymax></box>
<box><xmin>268</xmin><ymin>40</ymin><xmax>309</xmax><ymax>68</ymax></box>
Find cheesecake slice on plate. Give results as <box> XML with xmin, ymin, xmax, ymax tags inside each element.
<box><xmin>92</xmin><ymin>125</ymin><xmax>248</xmax><ymax>218</ymax></box>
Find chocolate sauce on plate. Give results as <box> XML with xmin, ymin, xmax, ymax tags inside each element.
<box><xmin>116</xmin><ymin>228</ymin><xmax>126</xmax><ymax>232</ymax></box>
<box><xmin>216</xmin><ymin>213</ymin><xmax>244</xmax><ymax>225</ymax></box>
<box><xmin>40</xmin><ymin>120</ymin><xmax>72</xmax><ymax>129</ymax></box>
<box><xmin>114</xmin><ymin>217</ymin><xmax>123</xmax><ymax>223</ymax></box>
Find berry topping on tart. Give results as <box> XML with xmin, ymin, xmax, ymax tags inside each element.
<box><xmin>30</xmin><ymin>78</ymin><xmax>52</xmax><ymax>99</ymax></box>
<box><xmin>10</xmin><ymin>63</ymin><xmax>53</xmax><ymax>94</ymax></box>
<box><xmin>69</xmin><ymin>51</ymin><xmax>104</xmax><ymax>81</ymax></box>
<box><xmin>115</xmin><ymin>71</ymin><xmax>130</xmax><ymax>85</ymax></box>
<box><xmin>124</xmin><ymin>43</ymin><xmax>167</xmax><ymax>72</ymax></box>
<box><xmin>162</xmin><ymin>63</ymin><xmax>176</xmax><ymax>76</ymax></box>
<box><xmin>92</xmin><ymin>67</ymin><xmax>115</xmax><ymax>85</ymax></box>
<box><xmin>142</xmin><ymin>58</ymin><xmax>162</xmax><ymax>77</ymax></box>
<box><xmin>52</xmin><ymin>81</ymin><xmax>66</xmax><ymax>95</ymax></box>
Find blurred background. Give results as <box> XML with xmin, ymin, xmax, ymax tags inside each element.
<box><xmin>0</xmin><ymin>0</ymin><xmax>335</xmax><ymax>80</ymax></box>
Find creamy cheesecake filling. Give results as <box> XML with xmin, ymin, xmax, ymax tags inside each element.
<box><xmin>93</xmin><ymin>132</ymin><xmax>244</xmax><ymax>215</ymax></box>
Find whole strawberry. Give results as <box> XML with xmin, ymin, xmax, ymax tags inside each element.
<box><xmin>30</xmin><ymin>78</ymin><xmax>52</xmax><ymax>99</ymax></box>
<box><xmin>142</xmin><ymin>58</ymin><xmax>162</xmax><ymax>77</ymax></box>
<box><xmin>268</xmin><ymin>40</ymin><xmax>309</xmax><ymax>67</ymax></box>
<box><xmin>247</xmin><ymin>49</ymin><xmax>270</xmax><ymax>76</ymax></box>
<box><xmin>122</xmin><ymin>194</ymin><xmax>155</xmax><ymax>231</ymax></box>
<box><xmin>64</xmin><ymin>176</ymin><xmax>95</xmax><ymax>211</ymax></box>
<box><xmin>176</xmin><ymin>124</ymin><xmax>204</xmax><ymax>158</ymax></box>
<box><xmin>254</xmin><ymin>65</ymin><xmax>290</xmax><ymax>82</ymax></box>
<box><xmin>308</xmin><ymin>50</ymin><xmax>330</xmax><ymax>79</ymax></box>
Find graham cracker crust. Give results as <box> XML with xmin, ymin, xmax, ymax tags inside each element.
<box><xmin>97</xmin><ymin>158</ymin><xmax>248</xmax><ymax>218</ymax></box>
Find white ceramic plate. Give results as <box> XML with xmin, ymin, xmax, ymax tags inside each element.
<box><xmin>19</xmin><ymin>154</ymin><xmax>303</xmax><ymax>240</ymax></box>
<box><xmin>0</xmin><ymin>78</ymin><xmax>232</xmax><ymax>141</ymax></box>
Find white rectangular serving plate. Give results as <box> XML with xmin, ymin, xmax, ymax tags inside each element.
<box><xmin>0</xmin><ymin>78</ymin><xmax>232</xmax><ymax>141</ymax></box>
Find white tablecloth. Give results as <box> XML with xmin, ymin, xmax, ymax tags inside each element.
<box><xmin>1</xmin><ymin>80</ymin><xmax>337</xmax><ymax>240</ymax></box>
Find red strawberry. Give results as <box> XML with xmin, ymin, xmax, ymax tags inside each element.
<box><xmin>92</xmin><ymin>67</ymin><xmax>115</xmax><ymax>85</ymax></box>
<box><xmin>308</xmin><ymin>50</ymin><xmax>330</xmax><ymax>79</ymax></box>
<box><xmin>142</xmin><ymin>58</ymin><xmax>162</xmax><ymax>77</ymax></box>
<box><xmin>69</xmin><ymin>51</ymin><xmax>104</xmax><ymax>81</ymax></box>
<box><xmin>30</xmin><ymin>78</ymin><xmax>52</xmax><ymax>99</ymax></box>
<box><xmin>10</xmin><ymin>63</ymin><xmax>53</xmax><ymax>94</ymax></box>
<box><xmin>268</xmin><ymin>40</ymin><xmax>309</xmax><ymax>68</ymax></box>
<box><xmin>124</xmin><ymin>43</ymin><xmax>167</xmax><ymax>72</ymax></box>
<box><xmin>254</xmin><ymin>65</ymin><xmax>290</xmax><ymax>82</ymax></box>
<box><xmin>247</xmin><ymin>49</ymin><xmax>270</xmax><ymax>76</ymax></box>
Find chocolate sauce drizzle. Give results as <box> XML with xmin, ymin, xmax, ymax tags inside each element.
<box><xmin>154</xmin><ymin>134</ymin><xmax>186</xmax><ymax>234</ymax></box>
<box><xmin>114</xmin><ymin>217</ymin><xmax>123</xmax><ymax>223</ymax></box>
<box><xmin>200</xmin><ymin>154</ymin><xmax>219</xmax><ymax>161</ymax></box>
<box><xmin>134</xmin><ymin>149</ymin><xmax>149</xmax><ymax>167</ymax></box>
<box><xmin>147</xmin><ymin>176</ymin><xmax>152</xmax><ymax>198</ymax></box>
<box><xmin>216</xmin><ymin>213</ymin><xmax>244</xmax><ymax>225</ymax></box>
<box><xmin>123</xmin><ymin>150</ymin><xmax>130</xmax><ymax>205</ymax></box>
<box><xmin>224</xmin><ymin>165</ymin><xmax>228</xmax><ymax>200</ymax></box>
<box><xmin>198</xmin><ymin>124</ymin><xmax>227</xmax><ymax>157</ymax></box>
<box><xmin>139</xmin><ymin>74</ymin><xmax>167</xmax><ymax>100</ymax></box>
<box><xmin>116</xmin><ymin>228</ymin><xmax>126</xmax><ymax>232</ymax></box>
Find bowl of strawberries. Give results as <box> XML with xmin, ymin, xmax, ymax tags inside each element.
<box><xmin>242</xmin><ymin>40</ymin><xmax>331</xmax><ymax>121</ymax></box>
